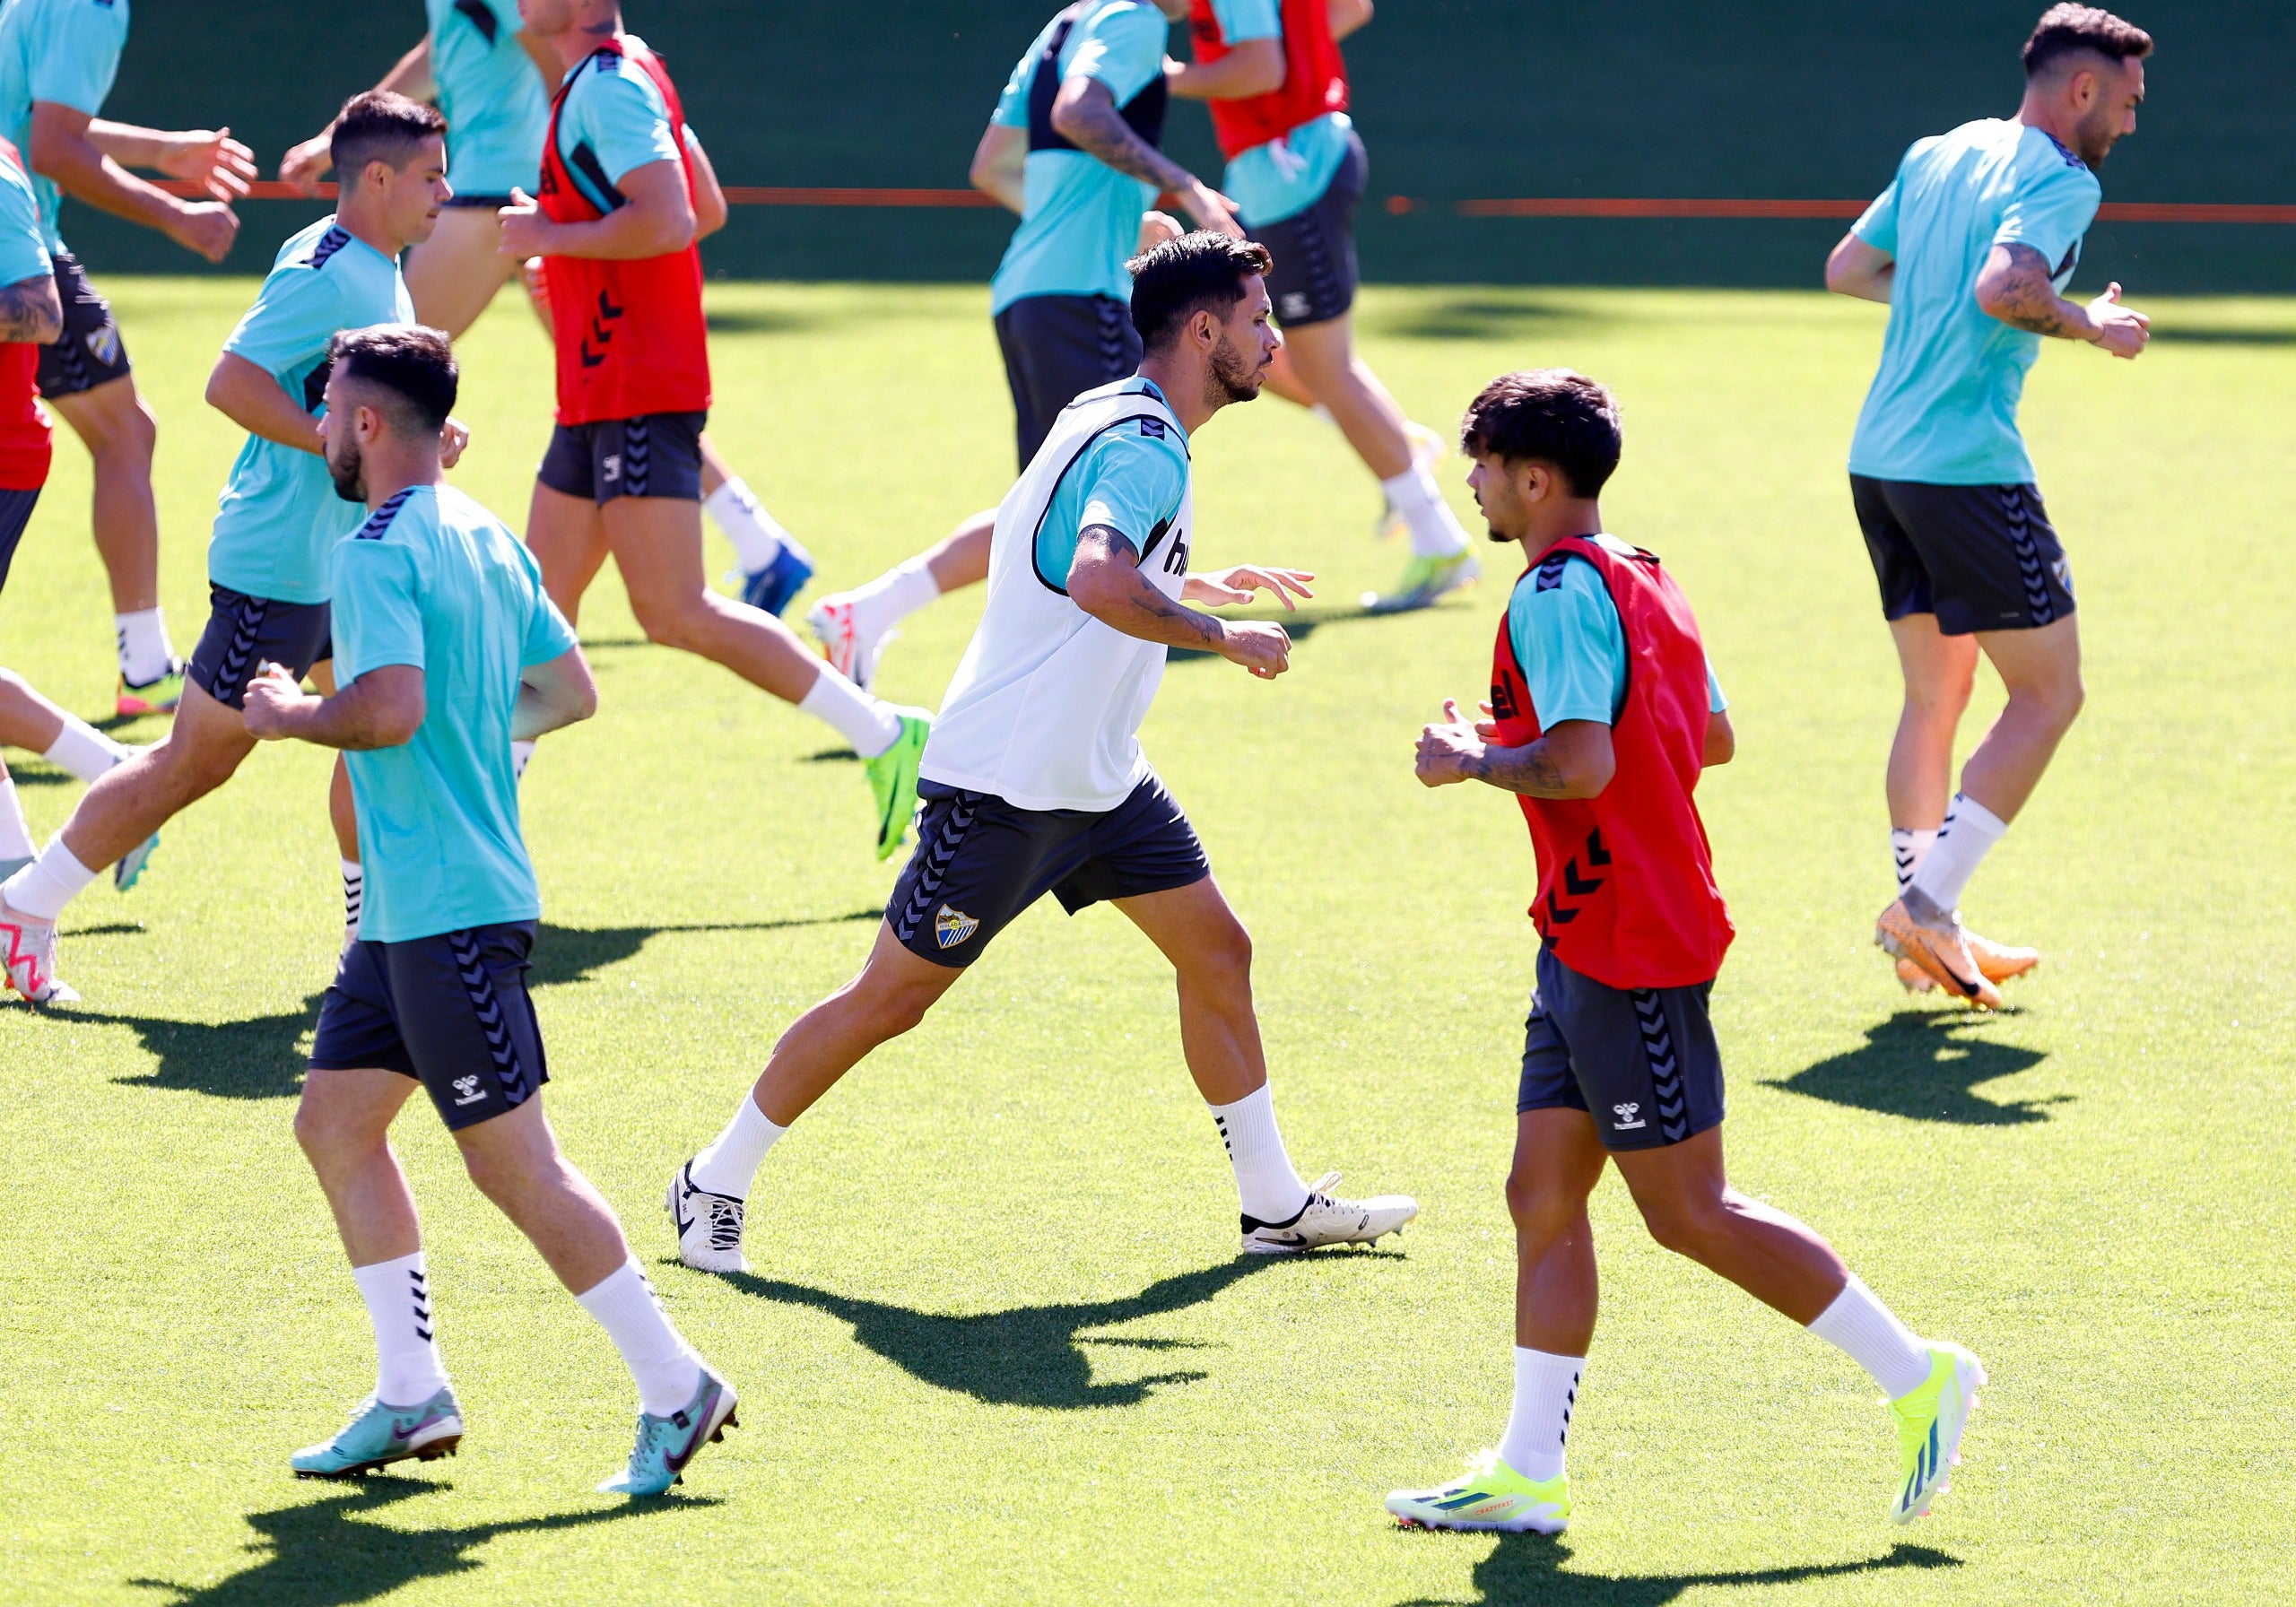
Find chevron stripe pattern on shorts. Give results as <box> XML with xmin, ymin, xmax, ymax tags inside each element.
<box><xmin>891</xmin><ymin>793</ymin><xmax>981</xmax><ymax>948</ymax></box>
<box><xmin>622</xmin><ymin>417</ymin><xmax>652</xmax><ymax>497</ymax></box>
<box><xmin>1094</xmin><ymin>297</ymin><xmax>1130</xmax><ymax>376</ymax></box>
<box><xmin>213</xmin><ymin>595</ymin><xmax>274</xmax><ymax>698</ymax></box>
<box><xmin>1996</xmin><ymin>487</ymin><xmax>2056</xmax><ymax>626</ymax></box>
<box><xmin>448</xmin><ymin>931</ymin><xmax>531</xmax><ymax>1104</ymax></box>
<box><xmin>1629</xmin><ymin>989</ymin><xmax>1689</xmax><ymax>1142</ymax></box>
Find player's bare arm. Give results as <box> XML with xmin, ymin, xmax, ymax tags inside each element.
<box><xmin>1050</xmin><ymin>78</ymin><xmax>1239</xmax><ymax>236</ymax></box>
<box><xmin>1329</xmin><ymin>0</ymin><xmax>1375</xmax><ymax>40</ymax></box>
<box><xmin>1067</xmin><ymin>524</ymin><xmax>1292</xmax><ymax>678</ymax></box>
<box><xmin>1415</xmin><ymin>698</ymin><xmax>1614</xmax><ymax>797</ymax></box>
<box><xmin>280</xmin><ymin>39</ymin><xmax>435</xmax><ymax>192</ymax></box>
<box><xmin>241</xmin><ymin>661</ymin><xmax>425</xmax><ymax>749</ymax></box>
<box><xmin>1974</xmin><ymin>244</ymin><xmax>2149</xmax><ymax>356</ymax></box>
<box><xmin>0</xmin><ymin>271</ymin><xmax>63</xmax><ymax>343</ymax></box>
<box><xmin>511</xmin><ymin>647</ymin><xmax>600</xmax><ymax>743</ymax></box>
<box><xmin>970</xmin><ymin>122</ymin><xmax>1027</xmax><ymax>213</ymax></box>
<box><xmin>1165</xmin><ymin>37</ymin><xmax>1283</xmax><ymax>99</ymax></box>
<box><xmin>29</xmin><ymin>101</ymin><xmax>242</xmax><ymax>261</ymax></box>
<box><xmin>1824</xmin><ymin>233</ymin><xmax>1895</xmax><ymax>303</ymax></box>
<box><xmin>683</xmin><ymin>128</ymin><xmax>728</xmax><ymax>239</ymax></box>
<box><xmin>205</xmin><ymin>352</ymin><xmax>325</xmax><ymax>456</ymax></box>
<box><xmin>1703</xmin><ymin>707</ymin><xmax>1735</xmax><ymax>768</ymax></box>
<box><xmin>499</xmin><ymin>159</ymin><xmax>695</xmax><ymax>261</ymax></box>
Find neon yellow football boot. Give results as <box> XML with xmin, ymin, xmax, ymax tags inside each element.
<box><xmin>1385</xmin><ymin>1448</ymin><xmax>1570</xmax><ymax>1533</ymax></box>
<box><xmin>1889</xmin><ymin>1342</ymin><xmax>1986</xmax><ymax>1523</ymax></box>
<box><xmin>1363</xmin><ymin>549</ymin><xmax>1481</xmax><ymax>615</ymax></box>
<box><xmin>864</xmin><ymin>708</ymin><xmax>932</xmax><ymax>862</ymax></box>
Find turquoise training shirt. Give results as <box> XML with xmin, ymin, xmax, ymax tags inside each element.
<box><xmin>1847</xmin><ymin>118</ymin><xmax>2100</xmax><ymax>486</ymax></box>
<box><xmin>426</xmin><ymin>0</ymin><xmax>547</xmax><ymax>195</ymax></box>
<box><xmin>330</xmin><ymin>482</ymin><xmax>579</xmax><ymax>944</ymax></box>
<box><xmin>0</xmin><ymin>0</ymin><xmax>129</xmax><ymax>252</ymax></box>
<box><xmin>552</xmin><ymin>35</ymin><xmax>682</xmax><ymax>213</ymax></box>
<box><xmin>988</xmin><ymin>0</ymin><xmax>1169</xmax><ymax>316</ymax></box>
<box><xmin>1508</xmin><ymin>542</ymin><xmax>1726</xmax><ymax>728</ymax></box>
<box><xmin>0</xmin><ymin>139</ymin><xmax>50</xmax><ymax>288</ymax></box>
<box><xmin>208</xmin><ymin>217</ymin><xmax>413</xmax><ymax>604</ymax></box>
<box><xmin>1205</xmin><ymin>0</ymin><xmax>1351</xmax><ymax>228</ymax></box>
<box><xmin>1034</xmin><ymin>379</ymin><xmax>1189</xmax><ymax>585</ymax></box>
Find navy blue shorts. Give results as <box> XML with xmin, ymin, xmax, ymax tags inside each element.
<box><xmin>1254</xmin><ymin>129</ymin><xmax>1367</xmax><ymax>329</ymax></box>
<box><xmin>887</xmin><ymin>777</ymin><xmax>1210</xmax><ymax>967</ymax></box>
<box><xmin>34</xmin><ymin>251</ymin><xmax>131</xmax><ymax>399</ymax></box>
<box><xmin>309</xmin><ymin>921</ymin><xmax>551</xmax><ymax>1132</ymax></box>
<box><xmin>538</xmin><ymin>410</ymin><xmax>708</xmax><ymax>503</ymax></box>
<box><xmin>992</xmin><ymin>292</ymin><xmax>1143</xmax><ymax>467</ymax></box>
<box><xmin>1850</xmin><ymin>474</ymin><xmax>2075</xmax><ymax>636</ymax></box>
<box><xmin>0</xmin><ymin>484</ymin><xmax>40</xmax><ymax>596</ymax></box>
<box><xmin>1518</xmin><ymin>944</ymin><xmax>1726</xmax><ymax>1151</ymax></box>
<box><xmin>185</xmin><ymin>585</ymin><xmax>333</xmax><ymax>709</ymax></box>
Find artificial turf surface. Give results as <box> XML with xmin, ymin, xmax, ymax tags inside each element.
<box><xmin>0</xmin><ymin>277</ymin><xmax>2291</xmax><ymax>1605</ymax></box>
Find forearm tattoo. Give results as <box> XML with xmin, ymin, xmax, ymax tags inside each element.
<box><xmin>1466</xmin><ymin>742</ymin><xmax>1575</xmax><ymax>797</ymax></box>
<box><xmin>1985</xmin><ymin>244</ymin><xmax>2087</xmax><ymax>338</ymax></box>
<box><xmin>1061</xmin><ymin>89</ymin><xmax>1195</xmax><ymax>196</ymax></box>
<box><xmin>0</xmin><ymin>276</ymin><xmax>59</xmax><ymax>343</ymax></box>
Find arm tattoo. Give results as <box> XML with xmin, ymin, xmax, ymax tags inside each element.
<box><xmin>1983</xmin><ymin>243</ymin><xmax>2087</xmax><ymax>338</ymax></box>
<box><xmin>1059</xmin><ymin>83</ymin><xmax>1196</xmax><ymax>196</ymax></box>
<box><xmin>0</xmin><ymin>274</ymin><xmax>59</xmax><ymax>343</ymax></box>
<box><xmin>1464</xmin><ymin>742</ymin><xmax>1575</xmax><ymax>797</ymax></box>
<box><xmin>1075</xmin><ymin>524</ymin><xmax>1222</xmax><ymax>647</ymax></box>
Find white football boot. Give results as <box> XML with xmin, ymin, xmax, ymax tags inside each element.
<box><xmin>1240</xmin><ymin>1170</ymin><xmax>1418</xmax><ymax>1255</ymax></box>
<box><xmin>0</xmin><ymin>888</ymin><xmax>73</xmax><ymax>1003</ymax></box>
<box><xmin>666</xmin><ymin>1160</ymin><xmax>749</xmax><ymax>1273</ymax></box>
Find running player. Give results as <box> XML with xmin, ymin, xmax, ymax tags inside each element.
<box><xmin>248</xmin><ymin>326</ymin><xmax>735</xmax><ymax>1494</ymax></box>
<box><xmin>1387</xmin><ymin>369</ymin><xmax>1980</xmax><ymax>1534</ymax></box>
<box><xmin>0</xmin><ymin>92</ymin><xmax>445</xmax><ymax>1003</ymax></box>
<box><xmin>667</xmin><ymin>233</ymin><xmax>1417</xmax><ymax>1273</ymax></box>
<box><xmin>807</xmin><ymin>0</ymin><xmax>1234</xmax><ymax>690</ymax></box>
<box><xmin>0</xmin><ymin>0</ymin><xmax>257</xmax><ymax>713</ymax></box>
<box><xmin>502</xmin><ymin>2</ymin><xmax>926</xmax><ymax>856</ymax></box>
<box><xmin>1825</xmin><ymin>5</ymin><xmax>2151</xmax><ymax>1009</ymax></box>
<box><xmin>276</xmin><ymin>0</ymin><xmax>814</xmax><ymax>614</ymax></box>
<box><xmin>1170</xmin><ymin>0</ymin><xmax>1477</xmax><ymax>612</ymax></box>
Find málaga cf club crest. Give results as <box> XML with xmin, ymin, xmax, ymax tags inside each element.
<box><xmin>935</xmin><ymin>905</ymin><xmax>980</xmax><ymax>950</ymax></box>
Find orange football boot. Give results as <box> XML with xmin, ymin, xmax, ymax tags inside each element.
<box><xmin>1875</xmin><ymin>899</ymin><xmax>2001</xmax><ymax>1011</ymax></box>
<box><xmin>1963</xmin><ymin>929</ymin><xmax>2040</xmax><ymax>985</ymax></box>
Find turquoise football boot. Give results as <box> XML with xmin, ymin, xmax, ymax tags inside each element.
<box><xmin>598</xmin><ymin>1367</ymin><xmax>739</xmax><ymax>1496</ymax></box>
<box><xmin>291</xmin><ymin>1385</ymin><xmax>463</xmax><ymax>1479</ymax></box>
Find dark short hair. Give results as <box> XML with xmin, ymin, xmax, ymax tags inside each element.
<box><xmin>331</xmin><ymin>91</ymin><xmax>447</xmax><ymax>185</ymax></box>
<box><xmin>1126</xmin><ymin>231</ymin><xmax>1274</xmax><ymax>353</ymax></box>
<box><xmin>2022</xmin><ymin>5</ymin><xmax>2152</xmax><ymax>77</ymax></box>
<box><xmin>1458</xmin><ymin>369</ymin><xmax>1622</xmax><ymax>498</ymax></box>
<box><xmin>330</xmin><ymin>324</ymin><xmax>457</xmax><ymax>434</ymax></box>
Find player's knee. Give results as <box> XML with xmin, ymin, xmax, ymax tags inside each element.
<box><xmin>1503</xmin><ymin>1168</ymin><xmax>1577</xmax><ymax>1239</ymax></box>
<box><xmin>292</xmin><ymin>1099</ymin><xmax>377</xmax><ymax>1176</ymax></box>
<box><xmin>1634</xmin><ymin>1188</ymin><xmax>1727</xmax><ymax>1260</ymax></box>
<box><xmin>631</xmin><ymin>592</ymin><xmax>710</xmax><ymax>652</ymax></box>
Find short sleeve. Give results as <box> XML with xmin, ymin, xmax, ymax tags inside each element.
<box><xmin>1851</xmin><ymin>178</ymin><xmax>1899</xmax><ymax>255</ymax></box>
<box><xmin>576</xmin><ymin>65</ymin><xmax>682</xmax><ymax>185</ymax></box>
<box><xmin>1508</xmin><ymin>560</ymin><xmax>1627</xmax><ymax>728</ymax></box>
<box><xmin>522</xmin><ymin>591</ymin><xmax>578</xmax><ymax>668</ymax></box>
<box><xmin>1070</xmin><ymin>4</ymin><xmax>1170</xmax><ymax>106</ymax></box>
<box><xmin>1041</xmin><ymin>426</ymin><xmax>1188</xmax><ymax>588</ymax></box>
<box><xmin>992</xmin><ymin>22</ymin><xmax>1053</xmax><ymax>127</ymax></box>
<box><xmin>330</xmin><ymin>541</ymin><xmax>428</xmax><ymax>681</ymax></box>
<box><xmin>1706</xmin><ymin>661</ymin><xmax>1727</xmax><ymax>715</ymax></box>
<box><xmin>222</xmin><ymin>267</ymin><xmax>344</xmax><ymax>384</ymax></box>
<box><xmin>1208</xmin><ymin>0</ymin><xmax>1283</xmax><ymax>44</ymax></box>
<box><xmin>0</xmin><ymin>160</ymin><xmax>50</xmax><ymax>287</ymax></box>
<box><xmin>1996</xmin><ymin>161</ymin><xmax>2100</xmax><ymax>280</ymax></box>
<box><xmin>27</xmin><ymin>3</ymin><xmax>125</xmax><ymax>115</ymax></box>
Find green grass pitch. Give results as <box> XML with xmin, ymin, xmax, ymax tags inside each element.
<box><xmin>1</xmin><ymin>277</ymin><xmax>2292</xmax><ymax>1604</ymax></box>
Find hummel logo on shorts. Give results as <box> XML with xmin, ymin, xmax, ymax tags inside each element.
<box><xmin>1612</xmin><ymin>1101</ymin><xmax>1645</xmax><ymax>1131</ymax></box>
<box><xmin>451</xmin><ymin>1074</ymin><xmax>485</xmax><ymax>1107</ymax></box>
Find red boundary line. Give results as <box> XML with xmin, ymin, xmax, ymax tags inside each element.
<box><xmin>164</xmin><ymin>180</ymin><xmax>2296</xmax><ymax>224</ymax></box>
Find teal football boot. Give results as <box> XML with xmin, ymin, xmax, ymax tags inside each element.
<box><xmin>291</xmin><ymin>1385</ymin><xmax>463</xmax><ymax>1479</ymax></box>
<box><xmin>598</xmin><ymin>1367</ymin><xmax>739</xmax><ymax>1496</ymax></box>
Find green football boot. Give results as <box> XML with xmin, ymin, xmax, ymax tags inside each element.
<box><xmin>598</xmin><ymin>1366</ymin><xmax>739</xmax><ymax>1497</ymax></box>
<box><xmin>291</xmin><ymin>1386</ymin><xmax>463</xmax><ymax>1479</ymax></box>
<box><xmin>1385</xmin><ymin>1448</ymin><xmax>1570</xmax><ymax>1533</ymax></box>
<box><xmin>1889</xmin><ymin>1342</ymin><xmax>1986</xmax><ymax>1523</ymax></box>
<box><xmin>863</xmin><ymin>708</ymin><xmax>931</xmax><ymax>862</ymax></box>
<box><xmin>1362</xmin><ymin>549</ymin><xmax>1481</xmax><ymax>615</ymax></box>
<box><xmin>116</xmin><ymin>665</ymin><xmax>185</xmax><ymax>719</ymax></box>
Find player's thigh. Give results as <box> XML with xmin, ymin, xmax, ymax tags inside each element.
<box><xmin>1508</xmin><ymin>1106</ymin><xmax>1610</xmax><ymax>1225</ymax></box>
<box><xmin>597</xmin><ymin>493</ymin><xmax>710</xmax><ymax>615</ymax></box>
<box><xmin>1608</xmin><ymin>1125</ymin><xmax>1734</xmax><ymax>1240</ymax></box>
<box><xmin>1111</xmin><ymin>873</ymin><xmax>1242</xmax><ymax>977</ymax></box>
<box><xmin>1886</xmin><ymin>612</ymin><xmax>1979</xmax><ymax>710</ymax></box>
<box><xmin>1273</xmin><ymin>312</ymin><xmax>1358</xmax><ymax>392</ymax></box>
<box><xmin>44</xmin><ymin>372</ymin><xmax>152</xmax><ymax>456</ymax></box>
<box><xmin>403</xmin><ymin>206</ymin><xmax>517</xmax><ymax>337</ymax></box>
<box><xmin>382</xmin><ymin>924</ymin><xmax>552</xmax><ymax>1132</ymax></box>
<box><xmin>526</xmin><ymin>480</ymin><xmax>609</xmax><ymax>606</ymax></box>
<box><xmin>297</xmin><ymin>1065</ymin><xmax>420</xmax><ymax>1158</ymax></box>
<box><xmin>1974</xmin><ymin>612</ymin><xmax>2083</xmax><ymax>707</ymax></box>
<box><xmin>157</xmin><ymin>676</ymin><xmax>261</xmax><ymax>785</ymax></box>
<box><xmin>884</xmin><ymin>787</ymin><xmax>1074</xmax><ymax>967</ymax></box>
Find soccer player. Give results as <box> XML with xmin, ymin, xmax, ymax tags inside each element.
<box><xmin>0</xmin><ymin>0</ymin><xmax>257</xmax><ymax>713</ymax></box>
<box><xmin>501</xmin><ymin>2</ymin><xmax>927</xmax><ymax>855</ymax></box>
<box><xmin>667</xmin><ymin>233</ymin><xmax>1418</xmax><ymax>1273</ymax></box>
<box><xmin>0</xmin><ymin>92</ymin><xmax>446</xmax><ymax>1004</ymax></box>
<box><xmin>246</xmin><ymin>326</ymin><xmax>735</xmax><ymax>1495</ymax></box>
<box><xmin>806</xmin><ymin>0</ymin><xmax>1235</xmax><ymax>689</ymax></box>
<box><xmin>1386</xmin><ymin>370</ymin><xmax>1981</xmax><ymax>1534</ymax></box>
<box><xmin>1170</xmin><ymin>0</ymin><xmax>1478</xmax><ymax>612</ymax></box>
<box><xmin>1825</xmin><ymin>5</ymin><xmax>2152</xmax><ymax>1008</ymax></box>
<box><xmin>277</xmin><ymin>0</ymin><xmax>813</xmax><ymax>614</ymax></box>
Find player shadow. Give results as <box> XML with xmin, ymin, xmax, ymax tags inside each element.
<box><xmin>1166</xmin><ymin>603</ymin><xmax>1401</xmax><ymax>664</ymax></box>
<box><xmin>1364</xmin><ymin>294</ymin><xmax>1619</xmax><ymax>344</ymax></box>
<box><xmin>127</xmin><ymin>1478</ymin><xmax>701</xmax><ymax>1607</ymax></box>
<box><xmin>722</xmin><ymin>1253</ymin><xmax>1373</xmax><ymax>1409</ymax></box>
<box><xmin>1</xmin><ymin>760</ymin><xmax>71</xmax><ymax>786</ymax></box>
<box><xmin>2150</xmin><ymin>324</ymin><xmax>2296</xmax><ymax>346</ymax></box>
<box><xmin>1762</xmin><ymin>1011</ymin><xmax>2068</xmax><ymax>1125</ymax></box>
<box><xmin>1391</xmin><ymin>1535</ymin><xmax>1959</xmax><ymax>1606</ymax></box>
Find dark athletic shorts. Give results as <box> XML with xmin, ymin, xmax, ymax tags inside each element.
<box><xmin>310</xmin><ymin>921</ymin><xmax>551</xmax><ymax>1132</ymax></box>
<box><xmin>538</xmin><ymin>410</ymin><xmax>708</xmax><ymax>503</ymax></box>
<box><xmin>992</xmin><ymin>292</ymin><xmax>1144</xmax><ymax>467</ymax></box>
<box><xmin>1254</xmin><ymin>128</ymin><xmax>1368</xmax><ymax>329</ymax></box>
<box><xmin>35</xmin><ymin>250</ymin><xmax>131</xmax><ymax>399</ymax></box>
<box><xmin>442</xmin><ymin>193</ymin><xmax>514</xmax><ymax>209</ymax></box>
<box><xmin>887</xmin><ymin>776</ymin><xmax>1210</xmax><ymax>967</ymax></box>
<box><xmin>1518</xmin><ymin>944</ymin><xmax>1726</xmax><ymax>1151</ymax></box>
<box><xmin>185</xmin><ymin>584</ymin><xmax>333</xmax><ymax>709</ymax></box>
<box><xmin>1850</xmin><ymin>474</ymin><xmax>2075</xmax><ymax>637</ymax></box>
<box><xmin>0</xmin><ymin>484</ymin><xmax>40</xmax><ymax>596</ymax></box>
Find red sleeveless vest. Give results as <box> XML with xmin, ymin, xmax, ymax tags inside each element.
<box><xmin>536</xmin><ymin>37</ymin><xmax>710</xmax><ymax>424</ymax></box>
<box><xmin>1489</xmin><ymin>536</ymin><xmax>1734</xmax><ymax>989</ymax></box>
<box><xmin>1187</xmin><ymin>0</ymin><xmax>1350</xmax><ymax>161</ymax></box>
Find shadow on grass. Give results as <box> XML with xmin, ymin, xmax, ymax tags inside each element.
<box><xmin>1360</xmin><ymin>294</ymin><xmax>1622</xmax><ymax>344</ymax></box>
<box><xmin>704</xmin><ymin>305</ymin><xmax>821</xmax><ymax>335</ymax></box>
<box><xmin>1168</xmin><ymin>601</ymin><xmax>1440</xmax><ymax>663</ymax></box>
<box><xmin>724</xmin><ymin>1253</ymin><xmax>1385</xmax><ymax>1408</ymax></box>
<box><xmin>1393</xmin><ymin>1536</ymin><xmax>1958</xmax><ymax>1606</ymax></box>
<box><xmin>2150</xmin><ymin>324</ymin><xmax>2296</xmax><ymax>346</ymax></box>
<box><xmin>1762</xmin><ymin>1011</ymin><xmax>2066</xmax><ymax>1125</ymax></box>
<box><xmin>129</xmin><ymin>1478</ymin><xmax>701</xmax><ymax>1606</ymax></box>
<box><xmin>73</xmin><ymin>912</ymin><xmax>879</xmax><ymax>1101</ymax></box>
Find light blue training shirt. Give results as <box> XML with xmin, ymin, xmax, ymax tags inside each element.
<box><xmin>552</xmin><ymin>36</ymin><xmax>682</xmax><ymax>213</ymax></box>
<box><xmin>1035</xmin><ymin>378</ymin><xmax>1189</xmax><ymax>586</ymax></box>
<box><xmin>1205</xmin><ymin>0</ymin><xmax>1352</xmax><ymax>229</ymax></box>
<box><xmin>330</xmin><ymin>482</ymin><xmax>578</xmax><ymax>943</ymax></box>
<box><xmin>1508</xmin><ymin>541</ymin><xmax>1726</xmax><ymax>728</ymax></box>
<box><xmin>1847</xmin><ymin>118</ymin><xmax>2101</xmax><ymax>486</ymax></box>
<box><xmin>0</xmin><ymin>0</ymin><xmax>128</xmax><ymax>252</ymax></box>
<box><xmin>0</xmin><ymin>135</ymin><xmax>51</xmax><ymax>287</ymax></box>
<box><xmin>425</xmin><ymin>0</ymin><xmax>547</xmax><ymax>195</ymax></box>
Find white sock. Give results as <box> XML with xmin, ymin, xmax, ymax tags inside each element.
<box><xmin>115</xmin><ymin>607</ymin><xmax>175</xmax><ymax>685</ymax></box>
<box><xmin>1498</xmin><ymin>1347</ymin><xmax>1583</xmax><ymax>1481</ymax></box>
<box><xmin>510</xmin><ymin>739</ymin><xmax>536</xmax><ymax>781</ymax></box>
<box><xmin>1891</xmin><ymin>826</ymin><xmax>1938</xmax><ymax>893</ymax></box>
<box><xmin>341</xmin><ymin>858</ymin><xmax>363</xmax><ymax>943</ymax></box>
<box><xmin>576</xmin><ymin>1258</ymin><xmax>704</xmax><ymax>1417</ymax></box>
<box><xmin>797</xmin><ymin>665</ymin><xmax>901</xmax><ymax>759</ymax></box>
<box><xmin>4</xmin><ymin>834</ymin><xmax>97</xmax><ymax>919</ymax></box>
<box><xmin>1381</xmin><ymin>464</ymin><xmax>1470</xmax><ymax>558</ymax></box>
<box><xmin>705</xmin><ymin>477</ymin><xmax>804</xmax><ymax>573</ymax></box>
<box><xmin>1210</xmin><ymin>1084</ymin><xmax>1309</xmax><ymax>1223</ymax></box>
<box><xmin>688</xmin><ymin>1093</ymin><xmax>787</xmax><ymax>1198</ymax></box>
<box><xmin>1807</xmin><ymin>1273</ymin><xmax>1933</xmax><ymax>1400</ymax></box>
<box><xmin>845</xmin><ymin>554</ymin><xmax>943</xmax><ymax>641</ymax></box>
<box><xmin>352</xmin><ymin>1251</ymin><xmax>449</xmax><ymax>1405</ymax></box>
<box><xmin>1906</xmin><ymin>794</ymin><xmax>2008</xmax><ymax>922</ymax></box>
<box><xmin>0</xmin><ymin>777</ymin><xmax>33</xmax><ymax>862</ymax></box>
<box><xmin>40</xmin><ymin>717</ymin><xmax>130</xmax><ymax>783</ymax></box>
